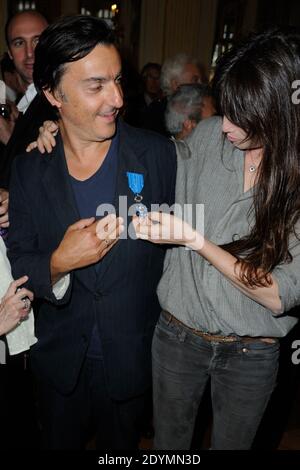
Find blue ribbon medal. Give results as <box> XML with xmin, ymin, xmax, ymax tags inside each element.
<box><xmin>126</xmin><ymin>172</ymin><xmax>148</xmax><ymax>218</ymax></box>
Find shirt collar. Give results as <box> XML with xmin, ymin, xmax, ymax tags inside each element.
<box><xmin>17</xmin><ymin>83</ymin><xmax>37</xmax><ymax>114</ymax></box>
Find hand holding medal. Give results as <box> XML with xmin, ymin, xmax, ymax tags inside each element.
<box><xmin>132</xmin><ymin>211</ymin><xmax>204</xmax><ymax>251</ymax></box>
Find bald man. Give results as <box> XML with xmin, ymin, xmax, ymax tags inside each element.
<box><xmin>6</xmin><ymin>10</ymin><xmax>48</xmax><ymax>94</ymax></box>
<box><xmin>0</xmin><ymin>10</ymin><xmax>54</xmax><ymax>192</ymax></box>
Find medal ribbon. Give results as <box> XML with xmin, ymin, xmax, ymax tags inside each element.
<box><xmin>126</xmin><ymin>172</ymin><xmax>144</xmax><ymax>196</ymax></box>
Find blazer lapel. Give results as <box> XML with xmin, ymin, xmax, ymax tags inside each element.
<box><xmin>42</xmin><ymin>134</ymin><xmax>97</xmax><ymax>292</ymax></box>
<box><xmin>115</xmin><ymin>126</ymin><xmax>149</xmax><ymax>215</ymax></box>
<box><xmin>95</xmin><ymin>122</ymin><xmax>149</xmax><ymax>286</ymax></box>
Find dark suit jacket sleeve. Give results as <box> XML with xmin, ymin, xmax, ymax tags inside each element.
<box><xmin>0</xmin><ymin>94</ymin><xmax>57</xmax><ymax>188</ymax></box>
<box><xmin>7</xmin><ymin>158</ymin><xmax>72</xmax><ymax>305</ymax></box>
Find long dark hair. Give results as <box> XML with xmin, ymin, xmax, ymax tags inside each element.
<box><xmin>213</xmin><ymin>28</ymin><xmax>300</xmax><ymax>287</ymax></box>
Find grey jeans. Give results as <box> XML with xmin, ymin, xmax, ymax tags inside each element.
<box><xmin>152</xmin><ymin>312</ymin><xmax>280</xmax><ymax>450</ymax></box>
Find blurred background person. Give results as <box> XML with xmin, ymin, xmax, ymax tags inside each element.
<box><xmin>0</xmin><ymin>53</ymin><xmax>24</xmax><ymax>103</ymax></box>
<box><xmin>0</xmin><ymin>10</ymin><xmax>49</xmax><ymax>450</ymax></box>
<box><xmin>0</xmin><ymin>9</ymin><xmax>51</xmax><ymax>189</ymax></box>
<box><xmin>125</xmin><ymin>62</ymin><xmax>162</xmax><ymax>129</ymax></box>
<box><xmin>165</xmin><ymin>83</ymin><xmax>215</xmax><ymax>140</ymax></box>
<box><xmin>142</xmin><ymin>53</ymin><xmax>207</xmax><ymax>136</ymax></box>
<box><xmin>161</xmin><ymin>53</ymin><xmax>207</xmax><ymax>97</ymax></box>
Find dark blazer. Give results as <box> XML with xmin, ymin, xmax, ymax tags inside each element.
<box><xmin>7</xmin><ymin>120</ymin><xmax>177</xmax><ymax>400</ymax></box>
<box><xmin>0</xmin><ymin>93</ymin><xmax>57</xmax><ymax>188</ymax></box>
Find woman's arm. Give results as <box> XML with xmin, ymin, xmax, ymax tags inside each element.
<box><xmin>198</xmin><ymin>237</ymin><xmax>281</xmax><ymax>313</ymax></box>
<box><xmin>133</xmin><ymin>212</ymin><xmax>282</xmax><ymax>314</ymax></box>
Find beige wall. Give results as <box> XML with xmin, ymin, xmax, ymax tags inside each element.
<box><xmin>139</xmin><ymin>0</ymin><xmax>166</xmax><ymax>67</ymax></box>
<box><xmin>139</xmin><ymin>0</ymin><xmax>217</xmax><ymax>72</ymax></box>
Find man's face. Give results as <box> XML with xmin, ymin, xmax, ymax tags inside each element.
<box><xmin>54</xmin><ymin>44</ymin><xmax>123</xmax><ymax>143</ymax></box>
<box><xmin>144</xmin><ymin>67</ymin><xmax>161</xmax><ymax>97</ymax></box>
<box><xmin>222</xmin><ymin>116</ymin><xmax>257</xmax><ymax>150</ymax></box>
<box><xmin>178</xmin><ymin>63</ymin><xmax>202</xmax><ymax>87</ymax></box>
<box><xmin>7</xmin><ymin>12</ymin><xmax>48</xmax><ymax>86</ymax></box>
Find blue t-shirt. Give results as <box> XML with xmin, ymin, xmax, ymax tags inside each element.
<box><xmin>70</xmin><ymin>131</ymin><xmax>119</xmax><ymax>357</ymax></box>
<box><xmin>71</xmin><ymin>134</ymin><xmax>118</xmax><ymax>231</ymax></box>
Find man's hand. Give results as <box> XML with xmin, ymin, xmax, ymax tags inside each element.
<box><xmin>50</xmin><ymin>214</ymin><xmax>124</xmax><ymax>284</ymax></box>
<box><xmin>0</xmin><ymin>188</ymin><xmax>9</xmax><ymax>228</ymax></box>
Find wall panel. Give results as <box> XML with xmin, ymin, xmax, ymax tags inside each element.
<box><xmin>139</xmin><ymin>0</ymin><xmax>217</xmax><ymax>72</ymax></box>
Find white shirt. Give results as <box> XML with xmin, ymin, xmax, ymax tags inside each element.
<box><xmin>0</xmin><ymin>237</ymin><xmax>37</xmax><ymax>359</ymax></box>
<box><xmin>0</xmin><ymin>237</ymin><xmax>69</xmax><ymax>362</ymax></box>
<box><xmin>17</xmin><ymin>82</ymin><xmax>37</xmax><ymax>114</ymax></box>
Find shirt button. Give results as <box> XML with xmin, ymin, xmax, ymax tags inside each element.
<box><xmin>242</xmin><ymin>347</ymin><xmax>248</xmax><ymax>353</ymax></box>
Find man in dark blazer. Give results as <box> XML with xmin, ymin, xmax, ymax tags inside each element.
<box><xmin>7</xmin><ymin>16</ymin><xmax>176</xmax><ymax>450</ymax></box>
<box><xmin>0</xmin><ymin>10</ymin><xmax>50</xmax><ymax>189</ymax></box>
<box><xmin>0</xmin><ymin>93</ymin><xmax>57</xmax><ymax>188</ymax></box>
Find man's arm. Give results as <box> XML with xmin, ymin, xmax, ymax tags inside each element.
<box><xmin>7</xmin><ymin>158</ymin><xmax>72</xmax><ymax>305</ymax></box>
<box><xmin>8</xmin><ymin>159</ymin><xmax>124</xmax><ymax>303</ymax></box>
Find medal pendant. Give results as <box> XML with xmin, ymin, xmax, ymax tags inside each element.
<box><xmin>134</xmin><ymin>194</ymin><xmax>148</xmax><ymax>218</ymax></box>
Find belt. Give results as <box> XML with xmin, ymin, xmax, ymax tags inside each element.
<box><xmin>161</xmin><ymin>311</ymin><xmax>277</xmax><ymax>344</ymax></box>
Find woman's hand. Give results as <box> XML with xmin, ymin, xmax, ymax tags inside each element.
<box><xmin>0</xmin><ymin>275</ymin><xmax>34</xmax><ymax>335</ymax></box>
<box><xmin>132</xmin><ymin>212</ymin><xmax>203</xmax><ymax>251</ymax></box>
<box><xmin>26</xmin><ymin>120</ymin><xmax>58</xmax><ymax>154</ymax></box>
<box><xmin>0</xmin><ymin>188</ymin><xmax>9</xmax><ymax>228</ymax></box>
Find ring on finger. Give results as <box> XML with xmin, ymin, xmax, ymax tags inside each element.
<box><xmin>22</xmin><ymin>298</ymin><xmax>31</xmax><ymax>310</ymax></box>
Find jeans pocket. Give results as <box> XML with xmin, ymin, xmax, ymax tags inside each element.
<box><xmin>155</xmin><ymin>314</ymin><xmax>182</xmax><ymax>341</ymax></box>
<box><xmin>239</xmin><ymin>340</ymin><xmax>280</xmax><ymax>360</ymax></box>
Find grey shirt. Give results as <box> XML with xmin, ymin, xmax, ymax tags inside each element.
<box><xmin>157</xmin><ymin>117</ymin><xmax>299</xmax><ymax>337</ymax></box>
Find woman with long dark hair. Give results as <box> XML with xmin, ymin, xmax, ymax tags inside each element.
<box><xmin>133</xmin><ymin>28</ymin><xmax>300</xmax><ymax>449</ymax></box>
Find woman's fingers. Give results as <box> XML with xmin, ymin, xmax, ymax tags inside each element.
<box><xmin>37</xmin><ymin>130</ymin><xmax>55</xmax><ymax>153</ymax></box>
<box><xmin>44</xmin><ymin>120</ymin><xmax>59</xmax><ymax>133</ymax></box>
<box><xmin>26</xmin><ymin>121</ymin><xmax>59</xmax><ymax>154</ymax></box>
<box><xmin>26</xmin><ymin>141</ymin><xmax>38</xmax><ymax>152</ymax></box>
<box><xmin>5</xmin><ymin>276</ymin><xmax>28</xmax><ymax>297</ymax></box>
<box><xmin>4</xmin><ymin>277</ymin><xmax>34</xmax><ymax>313</ymax></box>
<box><xmin>15</xmin><ymin>287</ymin><xmax>34</xmax><ymax>303</ymax></box>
